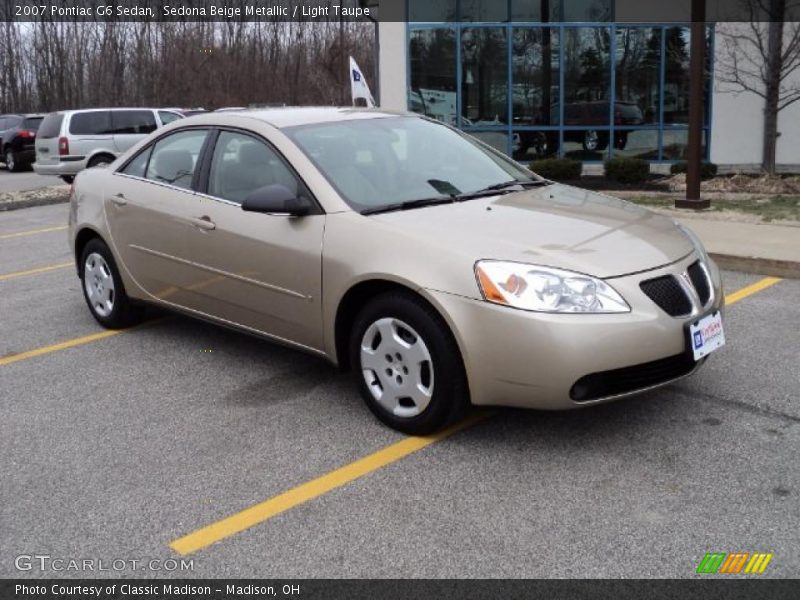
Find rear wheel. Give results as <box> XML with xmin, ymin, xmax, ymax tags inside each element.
<box><xmin>5</xmin><ymin>149</ymin><xmax>21</xmax><ymax>172</ymax></box>
<box><xmin>350</xmin><ymin>292</ymin><xmax>468</xmax><ymax>435</ymax></box>
<box><xmin>79</xmin><ymin>238</ymin><xmax>143</xmax><ymax>329</ymax></box>
<box><xmin>88</xmin><ymin>154</ymin><xmax>114</xmax><ymax>169</ymax></box>
<box><xmin>582</xmin><ymin>130</ymin><xmax>609</xmax><ymax>152</ymax></box>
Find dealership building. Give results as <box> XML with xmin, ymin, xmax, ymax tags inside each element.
<box><xmin>376</xmin><ymin>1</ymin><xmax>800</xmax><ymax>170</ymax></box>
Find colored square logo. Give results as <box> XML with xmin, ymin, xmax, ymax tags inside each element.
<box><xmin>693</xmin><ymin>331</ymin><xmax>703</xmax><ymax>349</ymax></box>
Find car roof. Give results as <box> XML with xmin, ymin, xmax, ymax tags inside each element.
<box><xmin>51</xmin><ymin>108</ymin><xmax>162</xmax><ymax>115</ymax></box>
<box><xmin>197</xmin><ymin>106</ymin><xmax>412</xmax><ymax>129</ymax></box>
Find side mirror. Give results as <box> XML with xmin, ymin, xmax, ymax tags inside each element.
<box><xmin>241</xmin><ymin>184</ymin><xmax>311</xmax><ymax>216</ymax></box>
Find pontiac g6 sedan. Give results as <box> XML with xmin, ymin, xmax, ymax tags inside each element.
<box><xmin>69</xmin><ymin>108</ymin><xmax>725</xmax><ymax>434</ymax></box>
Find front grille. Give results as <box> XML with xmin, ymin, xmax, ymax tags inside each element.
<box><xmin>687</xmin><ymin>261</ymin><xmax>711</xmax><ymax>306</ymax></box>
<box><xmin>570</xmin><ymin>353</ymin><xmax>698</xmax><ymax>403</ymax></box>
<box><xmin>640</xmin><ymin>275</ymin><xmax>692</xmax><ymax>317</ymax></box>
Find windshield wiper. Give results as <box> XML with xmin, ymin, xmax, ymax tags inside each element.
<box><xmin>360</xmin><ymin>180</ymin><xmax>551</xmax><ymax>215</ymax></box>
<box><xmin>360</xmin><ymin>196</ymin><xmax>454</xmax><ymax>216</ymax></box>
<box><xmin>456</xmin><ymin>179</ymin><xmax>552</xmax><ymax>200</ymax></box>
<box><xmin>488</xmin><ymin>179</ymin><xmax>551</xmax><ymax>191</ymax></box>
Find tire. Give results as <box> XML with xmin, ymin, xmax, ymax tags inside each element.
<box><xmin>350</xmin><ymin>292</ymin><xmax>468</xmax><ymax>435</ymax></box>
<box><xmin>79</xmin><ymin>238</ymin><xmax>143</xmax><ymax>329</ymax></box>
<box><xmin>60</xmin><ymin>175</ymin><xmax>74</xmax><ymax>184</ymax></box>
<box><xmin>582</xmin><ymin>130</ymin><xmax>609</xmax><ymax>152</ymax></box>
<box><xmin>5</xmin><ymin>149</ymin><xmax>21</xmax><ymax>172</ymax></box>
<box><xmin>88</xmin><ymin>155</ymin><xmax>113</xmax><ymax>169</ymax></box>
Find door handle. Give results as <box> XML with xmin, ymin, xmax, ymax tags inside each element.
<box><xmin>190</xmin><ymin>215</ymin><xmax>216</xmax><ymax>231</ymax></box>
<box><xmin>111</xmin><ymin>193</ymin><xmax>127</xmax><ymax>206</ymax></box>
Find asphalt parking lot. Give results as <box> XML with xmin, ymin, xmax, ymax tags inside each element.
<box><xmin>1</xmin><ymin>202</ymin><xmax>798</xmax><ymax>579</ymax></box>
<box><xmin>0</xmin><ymin>169</ymin><xmax>55</xmax><ymax>194</ymax></box>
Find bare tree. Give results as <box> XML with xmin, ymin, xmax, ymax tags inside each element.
<box><xmin>0</xmin><ymin>14</ymin><xmax>375</xmax><ymax>114</ymax></box>
<box><xmin>716</xmin><ymin>0</ymin><xmax>800</xmax><ymax>173</ymax></box>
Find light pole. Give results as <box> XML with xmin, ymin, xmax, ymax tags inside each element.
<box><xmin>676</xmin><ymin>0</ymin><xmax>710</xmax><ymax>209</ymax></box>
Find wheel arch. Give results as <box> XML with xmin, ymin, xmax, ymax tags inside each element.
<box><xmin>333</xmin><ymin>278</ymin><xmax>467</xmax><ymax>377</ymax></box>
<box><xmin>73</xmin><ymin>226</ymin><xmax>106</xmax><ymax>275</ymax></box>
<box><xmin>87</xmin><ymin>151</ymin><xmax>116</xmax><ymax>167</ymax></box>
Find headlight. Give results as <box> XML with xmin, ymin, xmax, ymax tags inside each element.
<box><xmin>475</xmin><ymin>261</ymin><xmax>630</xmax><ymax>313</ymax></box>
<box><xmin>677</xmin><ymin>223</ymin><xmax>709</xmax><ymax>262</ymax></box>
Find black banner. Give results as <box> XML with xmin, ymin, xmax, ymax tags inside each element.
<box><xmin>2</xmin><ymin>579</ymin><xmax>800</xmax><ymax>600</ymax></box>
<box><xmin>2</xmin><ymin>0</ymin><xmax>800</xmax><ymax>23</ymax></box>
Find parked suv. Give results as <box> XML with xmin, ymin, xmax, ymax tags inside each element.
<box><xmin>1</xmin><ymin>114</ymin><xmax>44</xmax><ymax>172</ymax></box>
<box><xmin>561</xmin><ymin>101</ymin><xmax>644</xmax><ymax>152</ymax></box>
<box><xmin>514</xmin><ymin>101</ymin><xmax>645</xmax><ymax>159</ymax></box>
<box><xmin>33</xmin><ymin>108</ymin><xmax>182</xmax><ymax>182</ymax></box>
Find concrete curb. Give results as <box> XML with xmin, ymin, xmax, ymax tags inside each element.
<box><xmin>710</xmin><ymin>253</ymin><xmax>800</xmax><ymax>279</ymax></box>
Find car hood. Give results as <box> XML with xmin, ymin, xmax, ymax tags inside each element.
<box><xmin>370</xmin><ymin>184</ymin><xmax>694</xmax><ymax>279</ymax></box>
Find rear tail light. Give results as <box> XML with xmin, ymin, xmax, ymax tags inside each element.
<box><xmin>58</xmin><ymin>136</ymin><xmax>69</xmax><ymax>155</ymax></box>
<box><xmin>18</xmin><ymin>130</ymin><xmax>35</xmax><ymax>138</ymax></box>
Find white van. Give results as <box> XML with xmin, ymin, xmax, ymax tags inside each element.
<box><xmin>33</xmin><ymin>108</ymin><xmax>183</xmax><ymax>182</ymax></box>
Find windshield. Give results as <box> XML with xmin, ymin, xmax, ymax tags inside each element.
<box><xmin>285</xmin><ymin>116</ymin><xmax>538</xmax><ymax>212</ymax></box>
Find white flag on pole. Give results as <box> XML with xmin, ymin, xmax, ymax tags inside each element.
<box><xmin>349</xmin><ymin>56</ymin><xmax>376</xmax><ymax>108</ymax></box>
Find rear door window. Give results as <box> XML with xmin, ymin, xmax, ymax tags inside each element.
<box><xmin>38</xmin><ymin>114</ymin><xmax>64</xmax><ymax>138</ymax></box>
<box><xmin>69</xmin><ymin>111</ymin><xmax>112</xmax><ymax>135</ymax></box>
<box><xmin>120</xmin><ymin>146</ymin><xmax>152</xmax><ymax>178</ymax></box>
<box><xmin>145</xmin><ymin>129</ymin><xmax>208</xmax><ymax>190</ymax></box>
<box><xmin>110</xmin><ymin>110</ymin><xmax>158</xmax><ymax>135</ymax></box>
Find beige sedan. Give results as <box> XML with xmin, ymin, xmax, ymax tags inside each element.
<box><xmin>68</xmin><ymin>108</ymin><xmax>725</xmax><ymax>434</ymax></box>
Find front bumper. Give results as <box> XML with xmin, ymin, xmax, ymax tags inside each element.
<box><xmin>427</xmin><ymin>253</ymin><xmax>724</xmax><ymax>410</ymax></box>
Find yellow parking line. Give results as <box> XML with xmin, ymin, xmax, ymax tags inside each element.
<box><xmin>0</xmin><ymin>225</ymin><xmax>67</xmax><ymax>240</ymax></box>
<box><xmin>0</xmin><ymin>262</ymin><xmax>72</xmax><ymax>282</ymax></box>
<box><xmin>0</xmin><ymin>319</ymin><xmax>165</xmax><ymax>368</ymax></box>
<box><xmin>724</xmin><ymin>276</ymin><xmax>781</xmax><ymax>306</ymax></box>
<box><xmin>169</xmin><ymin>411</ymin><xmax>491</xmax><ymax>556</ymax></box>
<box><xmin>0</xmin><ymin>329</ymin><xmax>123</xmax><ymax>367</ymax></box>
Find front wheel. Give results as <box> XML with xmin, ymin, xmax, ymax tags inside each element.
<box><xmin>80</xmin><ymin>238</ymin><xmax>143</xmax><ymax>329</ymax></box>
<box><xmin>350</xmin><ymin>292</ymin><xmax>468</xmax><ymax>435</ymax></box>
